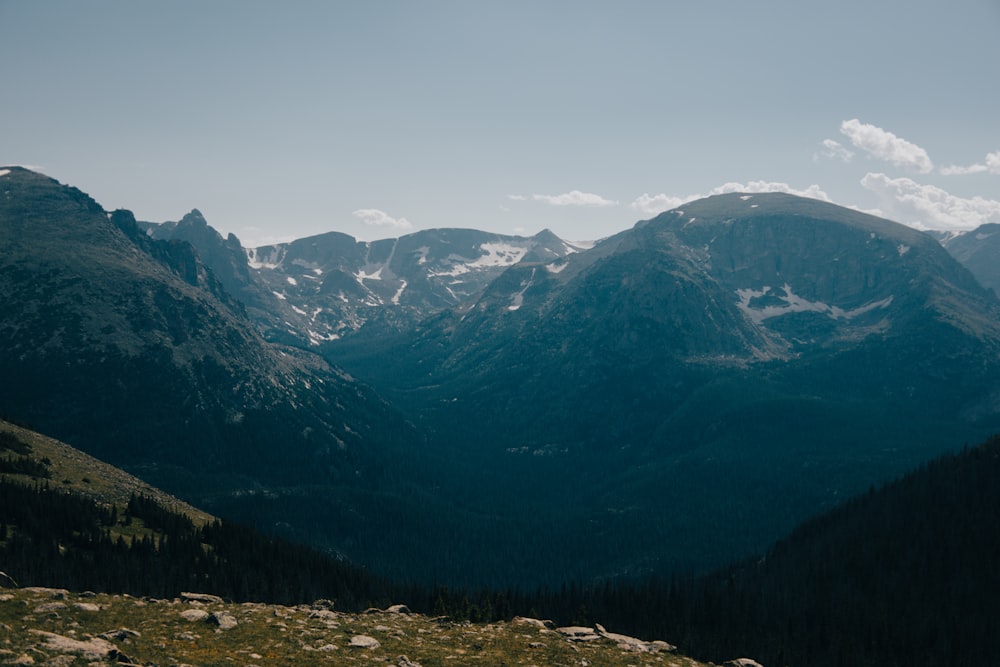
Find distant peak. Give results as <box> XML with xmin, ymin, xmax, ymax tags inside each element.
<box><xmin>179</xmin><ymin>209</ymin><xmax>208</xmax><ymax>226</ymax></box>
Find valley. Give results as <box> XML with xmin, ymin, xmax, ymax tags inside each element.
<box><xmin>3</xmin><ymin>165</ymin><xmax>1000</xmax><ymax>664</ymax></box>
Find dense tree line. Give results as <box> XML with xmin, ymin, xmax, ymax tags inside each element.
<box><xmin>0</xmin><ymin>480</ymin><xmax>396</xmax><ymax>610</ymax></box>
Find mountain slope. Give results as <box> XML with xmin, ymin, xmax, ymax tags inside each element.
<box><xmin>328</xmin><ymin>192</ymin><xmax>1000</xmax><ymax>582</ymax></box>
<box><xmin>144</xmin><ymin>212</ymin><xmax>583</xmax><ymax>347</ymax></box>
<box><xmin>0</xmin><ymin>167</ymin><xmax>419</xmax><ymax>553</ymax></box>
<box><xmin>940</xmin><ymin>222</ymin><xmax>1000</xmax><ymax>295</ymax></box>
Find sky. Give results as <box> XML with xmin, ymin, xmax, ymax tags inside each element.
<box><xmin>2</xmin><ymin>1</ymin><xmax>999</xmax><ymax>246</ymax></box>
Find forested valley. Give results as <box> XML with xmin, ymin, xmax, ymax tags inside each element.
<box><xmin>3</xmin><ymin>428</ymin><xmax>1000</xmax><ymax>666</ymax></box>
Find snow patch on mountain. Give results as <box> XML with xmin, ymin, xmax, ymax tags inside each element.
<box><xmin>356</xmin><ymin>267</ymin><xmax>383</xmax><ymax>281</ymax></box>
<box><xmin>392</xmin><ymin>280</ymin><xmax>407</xmax><ymax>305</ymax></box>
<box><xmin>471</xmin><ymin>242</ymin><xmax>529</xmax><ymax>268</ymax></box>
<box><xmin>508</xmin><ymin>269</ymin><xmax>537</xmax><ymax>311</ymax></box>
<box><xmin>736</xmin><ymin>284</ymin><xmax>894</xmax><ymax>325</ymax></box>
<box><xmin>0</xmin><ymin>169</ymin><xmax>10</xmax><ymax>178</ymax></box>
<box><xmin>247</xmin><ymin>247</ymin><xmax>285</xmax><ymax>269</ymax></box>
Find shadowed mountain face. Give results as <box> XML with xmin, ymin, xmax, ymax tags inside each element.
<box><xmin>5</xmin><ymin>166</ymin><xmax>1000</xmax><ymax>588</ymax></box>
<box><xmin>0</xmin><ymin>167</ymin><xmax>418</xmax><ymax>542</ymax></box>
<box><xmin>940</xmin><ymin>222</ymin><xmax>1000</xmax><ymax>296</ymax></box>
<box><xmin>326</xmin><ymin>192</ymin><xmax>1000</xmax><ymax>581</ymax></box>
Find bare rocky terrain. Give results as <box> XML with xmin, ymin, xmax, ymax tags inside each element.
<box><xmin>0</xmin><ymin>587</ymin><xmax>734</xmax><ymax>667</ymax></box>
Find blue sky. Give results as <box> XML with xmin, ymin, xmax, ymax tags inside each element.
<box><xmin>2</xmin><ymin>1</ymin><xmax>999</xmax><ymax>245</ymax></box>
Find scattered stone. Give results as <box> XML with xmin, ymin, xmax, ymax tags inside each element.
<box><xmin>348</xmin><ymin>635</ymin><xmax>381</xmax><ymax>649</ymax></box>
<box><xmin>209</xmin><ymin>611</ymin><xmax>239</xmax><ymax>631</ymax></box>
<box><xmin>311</xmin><ymin>598</ymin><xmax>335</xmax><ymax>610</ymax></box>
<box><xmin>397</xmin><ymin>655</ymin><xmax>422</xmax><ymax>667</ymax></box>
<box><xmin>513</xmin><ymin>616</ymin><xmax>556</xmax><ymax>630</ymax></box>
<box><xmin>316</xmin><ymin>644</ymin><xmax>339</xmax><ymax>652</ymax></box>
<box><xmin>98</xmin><ymin>628</ymin><xmax>141</xmax><ymax>641</ymax></box>
<box><xmin>7</xmin><ymin>655</ymin><xmax>34</xmax><ymax>666</ymax></box>
<box><xmin>556</xmin><ymin>626</ymin><xmax>602</xmax><ymax>642</ymax></box>
<box><xmin>528</xmin><ymin>642</ymin><xmax>547</xmax><ymax>649</ymax></box>
<box><xmin>180</xmin><ymin>609</ymin><xmax>210</xmax><ymax>622</ymax></box>
<box><xmin>27</xmin><ymin>630</ymin><xmax>117</xmax><ymax>661</ymax></box>
<box><xmin>32</xmin><ymin>602</ymin><xmax>67</xmax><ymax>614</ymax></box>
<box><xmin>21</xmin><ymin>587</ymin><xmax>69</xmax><ymax>599</ymax></box>
<box><xmin>181</xmin><ymin>591</ymin><xmax>224</xmax><ymax>604</ymax></box>
<box><xmin>725</xmin><ymin>659</ymin><xmax>765</xmax><ymax>667</ymax></box>
<box><xmin>386</xmin><ymin>604</ymin><xmax>411</xmax><ymax>614</ymax></box>
<box><xmin>72</xmin><ymin>602</ymin><xmax>101</xmax><ymax>612</ymax></box>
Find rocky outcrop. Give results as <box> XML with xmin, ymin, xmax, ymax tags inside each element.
<box><xmin>2</xmin><ymin>587</ymin><xmax>725</xmax><ymax>666</ymax></box>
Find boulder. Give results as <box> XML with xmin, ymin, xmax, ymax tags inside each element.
<box><xmin>181</xmin><ymin>591</ymin><xmax>224</xmax><ymax>604</ymax></box>
<box><xmin>209</xmin><ymin>610</ymin><xmax>238</xmax><ymax>630</ymax></box>
<box><xmin>348</xmin><ymin>635</ymin><xmax>381</xmax><ymax>649</ymax></box>
<box><xmin>27</xmin><ymin>630</ymin><xmax>118</xmax><ymax>661</ymax></box>
<box><xmin>180</xmin><ymin>609</ymin><xmax>210</xmax><ymax>622</ymax></box>
<box><xmin>386</xmin><ymin>603</ymin><xmax>412</xmax><ymax>614</ymax></box>
<box><xmin>556</xmin><ymin>626</ymin><xmax>602</xmax><ymax>642</ymax></box>
<box><xmin>512</xmin><ymin>616</ymin><xmax>556</xmax><ymax>630</ymax></box>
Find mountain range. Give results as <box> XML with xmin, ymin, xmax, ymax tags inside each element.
<box><xmin>3</xmin><ymin>165</ymin><xmax>1000</xmax><ymax>588</ymax></box>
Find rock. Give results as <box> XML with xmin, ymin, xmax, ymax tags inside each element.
<box><xmin>72</xmin><ymin>602</ymin><xmax>101</xmax><ymax>612</ymax></box>
<box><xmin>311</xmin><ymin>598</ymin><xmax>335</xmax><ymax>610</ymax></box>
<box><xmin>397</xmin><ymin>655</ymin><xmax>422</xmax><ymax>667</ymax></box>
<box><xmin>512</xmin><ymin>616</ymin><xmax>556</xmax><ymax>630</ymax></box>
<box><xmin>316</xmin><ymin>644</ymin><xmax>339</xmax><ymax>652</ymax></box>
<box><xmin>180</xmin><ymin>609</ymin><xmax>210</xmax><ymax>622</ymax></box>
<box><xmin>725</xmin><ymin>660</ymin><xmax>765</xmax><ymax>667</ymax></box>
<box><xmin>32</xmin><ymin>601</ymin><xmax>67</xmax><ymax>614</ymax></box>
<box><xmin>348</xmin><ymin>635</ymin><xmax>381</xmax><ymax>649</ymax></box>
<box><xmin>386</xmin><ymin>603</ymin><xmax>412</xmax><ymax>614</ymax></box>
<box><xmin>27</xmin><ymin>630</ymin><xmax>118</xmax><ymax>661</ymax></box>
<box><xmin>209</xmin><ymin>610</ymin><xmax>238</xmax><ymax>630</ymax></box>
<box><xmin>98</xmin><ymin>628</ymin><xmax>141</xmax><ymax>641</ymax></box>
<box><xmin>556</xmin><ymin>626</ymin><xmax>602</xmax><ymax>642</ymax></box>
<box><xmin>22</xmin><ymin>587</ymin><xmax>68</xmax><ymax>598</ymax></box>
<box><xmin>181</xmin><ymin>591</ymin><xmax>224</xmax><ymax>604</ymax></box>
<box><xmin>7</xmin><ymin>654</ymin><xmax>34</xmax><ymax>666</ymax></box>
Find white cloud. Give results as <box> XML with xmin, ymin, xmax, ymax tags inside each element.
<box><xmin>860</xmin><ymin>172</ymin><xmax>1000</xmax><ymax>231</ymax></box>
<box><xmin>816</xmin><ymin>139</ymin><xmax>854</xmax><ymax>162</ymax></box>
<box><xmin>631</xmin><ymin>181</ymin><xmax>832</xmax><ymax>216</ymax></box>
<box><xmin>940</xmin><ymin>149</ymin><xmax>1000</xmax><ymax>176</ymax></box>
<box><xmin>630</xmin><ymin>193</ymin><xmax>689</xmax><ymax>216</ymax></box>
<box><xmin>506</xmin><ymin>194</ymin><xmax>527</xmax><ymax>201</ymax></box>
<box><xmin>352</xmin><ymin>208</ymin><xmax>413</xmax><ymax>230</ymax></box>
<box><xmin>530</xmin><ymin>190</ymin><xmax>618</xmax><ymax>207</ymax></box>
<box><xmin>840</xmin><ymin>119</ymin><xmax>934</xmax><ymax>174</ymax></box>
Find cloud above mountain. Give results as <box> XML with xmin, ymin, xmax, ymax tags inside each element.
<box><xmin>860</xmin><ymin>173</ymin><xmax>1000</xmax><ymax>231</ymax></box>
<box><xmin>352</xmin><ymin>208</ymin><xmax>413</xmax><ymax>230</ymax></box>
<box><xmin>510</xmin><ymin>191</ymin><xmax>618</xmax><ymax>207</ymax></box>
<box><xmin>631</xmin><ymin>182</ymin><xmax>832</xmax><ymax>216</ymax></box>
<box><xmin>839</xmin><ymin>119</ymin><xmax>934</xmax><ymax>174</ymax></box>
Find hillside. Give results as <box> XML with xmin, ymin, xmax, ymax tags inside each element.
<box><xmin>327</xmin><ymin>192</ymin><xmax>1000</xmax><ymax>584</ymax></box>
<box><xmin>0</xmin><ymin>588</ymin><xmax>717</xmax><ymax>667</ymax></box>
<box><xmin>0</xmin><ymin>167</ymin><xmax>426</xmax><ymax>563</ymax></box>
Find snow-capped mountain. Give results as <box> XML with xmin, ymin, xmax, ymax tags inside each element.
<box><xmin>327</xmin><ymin>192</ymin><xmax>1000</xmax><ymax>580</ymax></box>
<box><xmin>143</xmin><ymin>215</ymin><xmax>584</xmax><ymax>347</ymax></box>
